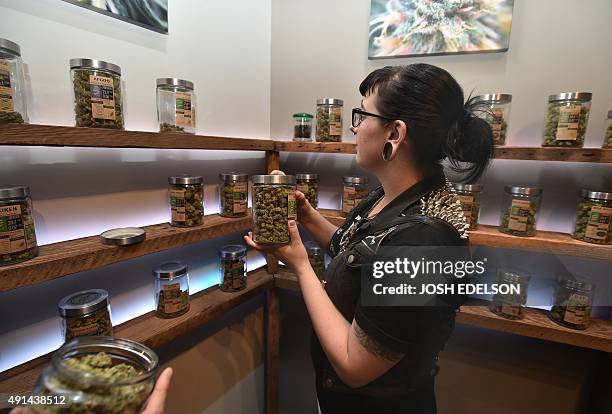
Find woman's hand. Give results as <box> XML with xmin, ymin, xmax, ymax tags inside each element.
<box><xmin>270</xmin><ymin>170</ymin><xmax>316</xmax><ymax>224</ymax></box>
<box><xmin>141</xmin><ymin>367</ymin><xmax>174</xmax><ymax>414</ymax></box>
<box><xmin>244</xmin><ymin>220</ymin><xmax>310</xmax><ymax>273</ymax></box>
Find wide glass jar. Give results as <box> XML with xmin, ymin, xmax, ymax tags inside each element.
<box><xmin>0</xmin><ymin>185</ymin><xmax>38</xmax><ymax>266</ymax></box>
<box><xmin>572</xmin><ymin>189</ymin><xmax>612</xmax><ymax>245</ymax></box>
<box><xmin>475</xmin><ymin>94</ymin><xmax>512</xmax><ymax>146</ymax></box>
<box><xmin>58</xmin><ymin>289</ymin><xmax>113</xmax><ymax>342</ymax></box>
<box><xmin>316</xmin><ymin>98</ymin><xmax>343</xmax><ymax>142</ymax></box>
<box><xmin>168</xmin><ymin>175</ymin><xmax>204</xmax><ymax>227</ymax></box>
<box><xmin>603</xmin><ymin>110</ymin><xmax>612</xmax><ymax>149</ymax></box>
<box><xmin>490</xmin><ymin>269</ymin><xmax>530</xmax><ymax>320</ymax></box>
<box><xmin>157</xmin><ymin>78</ymin><xmax>195</xmax><ymax>134</ymax></box>
<box><xmin>549</xmin><ymin>278</ymin><xmax>593</xmax><ymax>330</ymax></box>
<box><xmin>29</xmin><ymin>336</ymin><xmax>158</xmax><ymax>414</ymax></box>
<box><xmin>453</xmin><ymin>183</ymin><xmax>483</xmax><ymax>230</ymax></box>
<box><xmin>293</xmin><ymin>112</ymin><xmax>313</xmax><ymax>141</ymax></box>
<box><xmin>0</xmin><ymin>38</ymin><xmax>28</xmax><ymax>124</ymax></box>
<box><xmin>543</xmin><ymin>92</ymin><xmax>591</xmax><ymax>147</ymax></box>
<box><xmin>499</xmin><ymin>186</ymin><xmax>542</xmax><ymax>237</ymax></box>
<box><xmin>154</xmin><ymin>261</ymin><xmax>190</xmax><ymax>319</ymax></box>
<box><xmin>70</xmin><ymin>58</ymin><xmax>123</xmax><ymax>129</ymax></box>
<box><xmin>342</xmin><ymin>176</ymin><xmax>369</xmax><ymax>217</ymax></box>
<box><xmin>305</xmin><ymin>241</ymin><xmax>325</xmax><ymax>280</ymax></box>
<box><xmin>219</xmin><ymin>173</ymin><xmax>248</xmax><ymax>218</ymax></box>
<box><xmin>296</xmin><ymin>173</ymin><xmax>319</xmax><ymax>209</ymax></box>
<box><xmin>219</xmin><ymin>244</ymin><xmax>247</xmax><ymax>292</ymax></box>
<box><xmin>252</xmin><ymin>175</ymin><xmax>297</xmax><ymax>244</ymax></box>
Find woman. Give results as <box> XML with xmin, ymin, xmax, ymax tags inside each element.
<box><xmin>245</xmin><ymin>63</ymin><xmax>493</xmax><ymax>413</ymax></box>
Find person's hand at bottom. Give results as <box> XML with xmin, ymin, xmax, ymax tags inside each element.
<box><xmin>141</xmin><ymin>367</ymin><xmax>174</xmax><ymax>414</ymax></box>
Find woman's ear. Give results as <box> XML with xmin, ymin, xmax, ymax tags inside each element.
<box><xmin>387</xmin><ymin>120</ymin><xmax>408</xmax><ymax>144</ymax></box>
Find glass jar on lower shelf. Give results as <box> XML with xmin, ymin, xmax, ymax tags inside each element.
<box><xmin>168</xmin><ymin>175</ymin><xmax>204</xmax><ymax>227</ymax></box>
<box><xmin>499</xmin><ymin>185</ymin><xmax>542</xmax><ymax>237</ymax></box>
<box><xmin>305</xmin><ymin>241</ymin><xmax>325</xmax><ymax>280</ymax></box>
<box><xmin>490</xmin><ymin>269</ymin><xmax>530</xmax><ymax>320</ymax></box>
<box><xmin>572</xmin><ymin>189</ymin><xmax>612</xmax><ymax>245</ymax></box>
<box><xmin>453</xmin><ymin>183</ymin><xmax>483</xmax><ymax>230</ymax></box>
<box><xmin>342</xmin><ymin>176</ymin><xmax>369</xmax><ymax>217</ymax></box>
<box><xmin>0</xmin><ymin>38</ymin><xmax>28</xmax><ymax>124</ymax></box>
<box><xmin>157</xmin><ymin>78</ymin><xmax>195</xmax><ymax>133</ymax></box>
<box><xmin>154</xmin><ymin>261</ymin><xmax>190</xmax><ymax>319</ymax></box>
<box><xmin>29</xmin><ymin>336</ymin><xmax>158</xmax><ymax>414</ymax></box>
<box><xmin>58</xmin><ymin>289</ymin><xmax>113</xmax><ymax>342</ymax></box>
<box><xmin>549</xmin><ymin>278</ymin><xmax>593</xmax><ymax>330</ymax></box>
<box><xmin>603</xmin><ymin>110</ymin><xmax>612</xmax><ymax>149</ymax></box>
<box><xmin>296</xmin><ymin>173</ymin><xmax>319</xmax><ymax>209</ymax></box>
<box><xmin>0</xmin><ymin>185</ymin><xmax>38</xmax><ymax>266</ymax></box>
<box><xmin>475</xmin><ymin>94</ymin><xmax>512</xmax><ymax>146</ymax></box>
<box><xmin>252</xmin><ymin>175</ymin><xmax>297</xmax><ymax>244</ymax></box>
<box><xmin>543</xmin><ymin>92</ymin><xmax>591</xmax><ymax>147</ymax></box>
<box><xmin>220</xmin><ymin>245</ymin><xmax>247</xmax><ymax>292</ymax></box>
<box><xmin>219</xmin><ymin>173</ymin><xmax>248</xmax><ymax>218</ymax></box>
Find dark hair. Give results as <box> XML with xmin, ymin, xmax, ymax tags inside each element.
<box><xmin>359</xmin><ymin>64</ymin><xmax>494</xmax><ymax>183</ymax></box>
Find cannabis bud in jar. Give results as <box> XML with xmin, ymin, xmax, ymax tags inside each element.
<box><xmin>168</xmin><ymin>175</ymin><xmax>204</xmax><ymax>227</ymax></box>
<box><xmin>296</xmin><ymin>173</ymin><xmax>319</xmax><ymax>209</ymax></box>
<box><xmin>220</xmin><ymin>245</ymin><xmax>247</xmax><ymax>292</ymax></box>
<box><xmin>603</xmin><ymin>110</ymin><xmax>612</xmax><ymax>149</ymax></box>
<box><xmin>549</xmin><ymin>278</ymin><xmax>593</xmax><ymax>330</ymax></box>
<box><xmin>475</xmin><ymin>94</ymin><xmax>511</xmax><ymax>146</ymax></box>
<box><xmin>489</xmin><ymin>269</ymin><xmax>530</xmax><ymax>320</ymax></box>
<box><xmin>0</xmin><ymin>184</ymin><xmax>38</xmax><ymax>266</ymax></box>
<box><xmin>543</xmin><ymin>92</ymin><xmax>591</xmax><ymax>147</ymax></box>
<box><xmin>156</xmin><ymin>78</ymin><xmax>196</xmax><ymax>134</ymax></box>
<box><xmin>572</xmin><ymin>189</ymin><xmax>612</xmax><ymax>245</ymax></box>
<box><xmin>342</xmin><ymin>176</ymin><xmax>369</xmax><ymax>217</ymax></box>
<box><xmin>219</xmin><ymin>173</ymin><xmax>248</xmax><ymax>218</ymax></box>
<box><xmin>153</xmin><ymin>261</ymin><xmax>190</xmax><ymax>319</ymax></box>
<box><xmin>316</xmin><ymin>98</ymin><xmax>343</xmax><ymax>142</ymax></box>
<box><xmin>0</xmin><ymin>38</ymin><xmax>29</xmax><ymax>124</ymax></box>
<box><xmin>57</xmin><ymin>289</ymin><xmax>113</xmax><ymax>342</ymax></box>
<box><xmin>305</xmin><ymin>241</ymin><xmax>325</xmax><ymax>280</ymax></box>
<box><xmin>499</xmin><ymin>186</ymin><xmax>541</xmax><ymax>237</ymax></box>
<box><xmin>293</xmin><ymin>113</ymin><xmax>313</xmax><ymax>141</ymax></box>
<box><xmin>452</xmin><ymin>183</ymin><xmax>483</xmax><ymax>230</ymax></box>
<box><xmin>252</xmin><ymin>174</ymin><xmax>297</xmax><ymax>244</ymax></box>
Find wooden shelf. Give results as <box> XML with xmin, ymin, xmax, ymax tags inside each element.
<box><xmin>0</xmin><ymin>212</ymin><xmax>253</xmax><ymax>293</ymax></box>
<box><xmin>273</xmin><ymin>268</ymin><xmax>612</xmax><ymax>353</ymax></box>
<box><xmin>493</xmin><ymin>146</ymin><xmax>611</xmax><ymax>163</ymax></box>
<box><xmin>0</xmin><ymin>267</ymin><xmax>274</xmax><ymax>394</ymax></box>
<box><xmin>274</xmin><ymin>140</ymin><xmax>357</xmax><ymax>154</ymax></box>
<box><xmin>318</xmin><ymin>209</ymin><xmax>612</xmax><ymax>260</ymax></box>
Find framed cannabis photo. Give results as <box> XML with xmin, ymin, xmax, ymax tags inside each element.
<box><xmin>368</xmin><ymin>0</ymin><xmax>514</xmax><ymax>59</ymax></box>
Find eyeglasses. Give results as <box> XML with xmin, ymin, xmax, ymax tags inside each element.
<box><xmin>351</xmin><ymin>108</ymin><xmax>394</xmax><ymax>127</ymax></box>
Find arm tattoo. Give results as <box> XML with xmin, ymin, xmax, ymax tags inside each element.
<box><xmin>353</xmin><ymin>322</ymin><xmax>404</xmax><ymax>361</ymax></box>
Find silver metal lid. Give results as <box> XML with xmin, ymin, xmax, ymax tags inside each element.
<box><xmin>317</xmin><ymin>98</ymin><xmax>344</xmax><ymax>106</ymax></box>
<box><xmin>304</xmin><ymin>241</ymin><xmax>322</xmax><ymax>255</ymax></box>
<box><xmin>581</xmin><ymin>189</ymin><xmax>612</xmax><ymax>201</ymax></box>
<box><xmin>0</xmin><ymin>38</ymin><xmax>21</xmax><ymax>56</ymax></box>
<box><xmin>100</xmin><ymin>227</ymin><xmax>146</xmax><ymax>246</ymax></box>
<box><xmin>58</xmin><ymin>289</ymin><xmax>109</xmax><ymax>317</ymax></box>
<box><xmin>156</xmin><ymin>78</ymin><xmax>194</xmax><ymax>90</ymax></box>
<box><xmin>219</xmin><ymin>172</ymin><xmax>248</xmax><ymax>182</ymax></box>
<box><xmin>69</xmin><ymin>58</ymin><xmax>121</xmax><ymax>75</ymax></box>
<box><xmin>153</xmin><ymin>261</ymin><xmax>188</xmax><ymax>280</ymax></box>
<box><xmin>295</xmin><ymin>173</ymin><xmax>319</xmax><ymax>180</ymax></box>
<box><xmin>343</xmin><ymin>176</ymin><xmax>368</xmax><ymax>184</ymax></box>
<box><xmin>453</xmin><ymin>183</ymin><xmax>483</xmax><ymax>193</ymax></box>
<box><xmin>220</xmin><ymin>244</ymin><xmax>247</xmax><ymax>259</ymax></box>
<box><xmin>168</xmin><ymin>175</ymin><xmax>203</xmax><ymax>185</ymax></box>
<box><xmin>548</xmin><ymin>92</ymin><xmax>592</xmax><ymax>102</ymax></box>
<box><xmin>0</xmin><ymin>184</ymin><xmax>30</xmax><ymax>199</ymax></box>
<box><xmin>558</xmin><ymin>277</ymin><xmax>593</xmax><ymax>292</ymax></box>
<box><xmin>504</xmin><ymin>185</ymin><xmax>542</xmax><ymax>196</ymax></box>
<box><xmin>252</xmin><ymin>175</ymin><xmax>296</xmax><ymax>185</ymax></box>
<box><xmin>475</xmin><ymin>94</ymin><xmax>512</xmax><ymax>104</ymax></box>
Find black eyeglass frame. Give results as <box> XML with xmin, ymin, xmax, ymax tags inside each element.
<box><xmin>351</xmin><ymin>107</ymin><xmax>395</xmax><ymax>127</ymax></box>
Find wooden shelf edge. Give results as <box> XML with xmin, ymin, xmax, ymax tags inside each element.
<box><xmin>494</xmin><ymin>146</ymin><xmax>612</xmax><ymax>163</ymax></box>
<box><xmin>0</xmin><ymin>212</ymin><xmax>253</xmax><ymax>293</ymax></box>
<box><xmin>0</xmin><ymin>267</ymin><xmax>274</xmax><ymax>393</ymax></box>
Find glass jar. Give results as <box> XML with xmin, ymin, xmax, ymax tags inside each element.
<box><xmin>153</xmin><ymin>261</ymin><xmax>190</xmax><ymax>319</ymax></box>
<box><xmin>453</xmin><ymin>183</ymin><xmax>483</xmax><ymax>230</ymax></box>
<box><xmin>549</xmin><ymin>278</ymin><xmax>593</xmax><ymax>330</ymax></box>
<box><xmin>603</xmin><ymin>110</ymin><xmax>612</xmax><ymax>149</ymax></box>
<box><xmin>305</xmin><ymin>241</ymin><xmax>325</xmax><ymax>280</ymax></box>
<box><xmin>0</xmin><ymin>185</ymin><xmax>38</xmax><ymax>266</ymax></box>
<box><xmin>252</xmin><ymin>175</ymin><xmax>297</xmax><ymax>244</ymax></box>
<box><xmin>219</xmin><ymin>173</ymin><xmax>248</xmax><ymax>218</ymax></box>
<box><xmin>499</xmin><ymin>186</ymin><xmax>542</xmax><ymax>237</ymax></box>
<box><xmin>490</xmin><ymin>269</ymin><xmax>530</xmax><ymax>320</ymax></box>
<box><xmin>296</xmin><ymin>173</ymin><xmax>319</xmax><ymax>209</ymax></box>
<box><xmin>58</xmin><ymin>289</ymin><xmax>113</xmax><ymax>342</ymax></box>
<box><xmin>70</xmin><ymin>58</ymin><xmax>124</xmax><ymax>129</ymax></box>
<box><xmin>475</xmin><ymin>94</ymin><xmax>511</xmax><ymax>146</ymax></box>
<box><xmin>543</xmin><ymin>92</ymin><xmax>592</xmax><ymax>147</ymax></box>
<box><xmin>572</xmin><ymin>189</ymin><xmax>612</xmax><ymax>245</ymax></box>
<box><xmin>293</xmin><ymin>112</ymin><xmax>313</xmax><ymax>141</ymax></box>
<box><xmin>29</xmin><ymin>336</ymin><xmax>158</xmax><ymax>414</ymax></box>
<box><xmin>316</xmin><ymin>98</ymin><xmax>343</xmax><ymax>142</ymax></box>
<box><xmin>156</xmin><ymin>78</ymin><xmax>196</xmax><ymax>134</ymax></box>
<box><xmin>0</xmin><ymin>38</ymin><xmax>28</xmax><ymax>124</ymax></box>
<box><xmin>342</xmin><ymin>176</ymin><xmax>369</xmax><ymax>217</ymax></box>
<box><xmin>219</xmin><ymin>245</ymin><xmax>247</xmax><ymax>292</ymax></box>
<box><xmin>168</xmin><ymin>175</ymin><xmax>204</xmax><ymax>227</ymax></box>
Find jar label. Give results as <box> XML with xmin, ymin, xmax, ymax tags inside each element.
<box><xmin>232</xmin><ymin>181</ymin><xmax>248</xmax><ymax>213</ymax></box>
<box><xmin>329</xmin><ymin>107</ymin><xmax>342</xmax><ymax>136</ymax></box>
<box><xmin>70</xmin><ymin>322</ymin><xmax>102</xmax><ymax>337</ymax></box>
<box><xmin>563</xmin><ymin>293</ymin><xmax>590</xmax><ymax>325</ymax></box>
<box><xmin>170</xmin><ymin>189</ymin><xmax>186</xmax><ymax>222</ymax></box>
<box><xmin>508</xmin><ymin>199</ymin><xmax>532</xmax><ymax>232</ymax></box>
<box><xmin>501</xmin><ymin>303</ymin><xmax>520</xmax><ymax>317</ymax></box>
<box><xmin>585</xmin><ymin>205</ymin><xmax>612</xmax><ymax>240</ymax></box>
<box><xmin>343</xmin><ymin>186</ymin><xmax>355</xmax><ymax>213</ymax></box>
<box><xmin>297</xmin><ymin>183</ymin><xmax>309</xmax><ymax>194</ymax></box>
<box><xmin>287</xmin><ymin>192</ymin><xmax>297</xmax><ymax>220</ymax></box>
<box><xmin>0</xmin><ymin>204</ymin><xmax>27</xmax><ymax>254</ymax></box>
<box><xmin>458</xmin><ymin>195</ymin><xmax>474</xmax><ymax>217</ymax></box>
<box><xmin>556</xmin><ymin>105</ymin><xmax>581</xmax><ymax>141</ymax></box>
<box><xmin>89</xmin><ymin>75</ymin><xmax>116</xmax><ymax>120</ymax></box>
<box><xmin>0</xmin><ymin>59</ymin><xmax>14</xmax><ymax>112</ymax></box>
<box><xmin>163</xmin><ymin>283</ymin><xmax>183</xmax><ymax>314</ymax></box>
<box><xmin>175</xmin><ymin>92</ymin><xmax>193</xmax><ymax>127</ymax></box>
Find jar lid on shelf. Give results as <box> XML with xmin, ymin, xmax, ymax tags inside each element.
<box><xmin>295</xmin><ymin>173</ymin><xmax>318</xmax><ymax>180</ymax></box>
<box><xmin>156</xmin><ymin>78</ymin><xmax>194</xmax><ymax>90</ymax></box>
<box><xmin>168</xmin><ymin>175</ymin><xmax>203</xmax><ymax>185</ymax></box>
<box><xmin>548</xmin><ymin>92</ymin><xmax>592</xmax><ymax>102</ymax></box>
<box><xmin>317</xmin><ymin>98</ymin><xmax>344</xmax><ymax>106</ymax></box>
<box><xmin>220</xmin><ymin>244</ymin><xmax>247</xmax><ymax>259</ymax></box>
<box><xmin>453</xmin><ymin>183</ymin><xmax>483</xmax><ymax>193</ymax></box>
<box><xmin>100</xmin><ymin>227</ymin><xmax>146</xmax><ymax>246</ymax></box>
<box><xmin>153</xmin><ymin>261</ymin><xmax>188</xmax><ymax>280</ymax></box>
<box><xmin>0</xmin><ymin>38</ymin><xmax>21</xmax><ymax>56</ymax></box>
<box><xmin>343</xmin><ymin>176</ymin><xmax>368</xmax><ymax>184</ymax></box>
<box><xmin>293</xmin><ymin>113</ymin><xmax>313</xmax><ymax>119</ymax></box>
<box><xmin>475</xmin><ymin>94</ymin><xmax>512</xmax><ymax>103</ymax></box>
<box><xmin>252</xmin><ymin>175</ymin><xmax>296</xmax><ymax>185</ymax></box>
<box><xmin>69</xmin><ymin>58</ymin><xmax>121</xmax><ymax>75</ymax></box>
<box><xmin>504</xmin><ymin>185</ymin><xmax>542</xmax><ymax>196</ymax></box>
<box><xmin>580</xmin><ymin>189</ymin><xmax>612</xmax><ymax>201</ymax></box>
<box><xmin>0</xmin><ymin>184</ymin><xmax>30</xmax><ymax>200</ymax></box>
<box><xmin>219</xmin><ymin>172</ymin><xmax>248</xmax><ymax>182</ymax></box>
<box><xmin>58</xmin><ymin>289</ymin><xmax>110</xmax><ymax>317</ymax></box>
